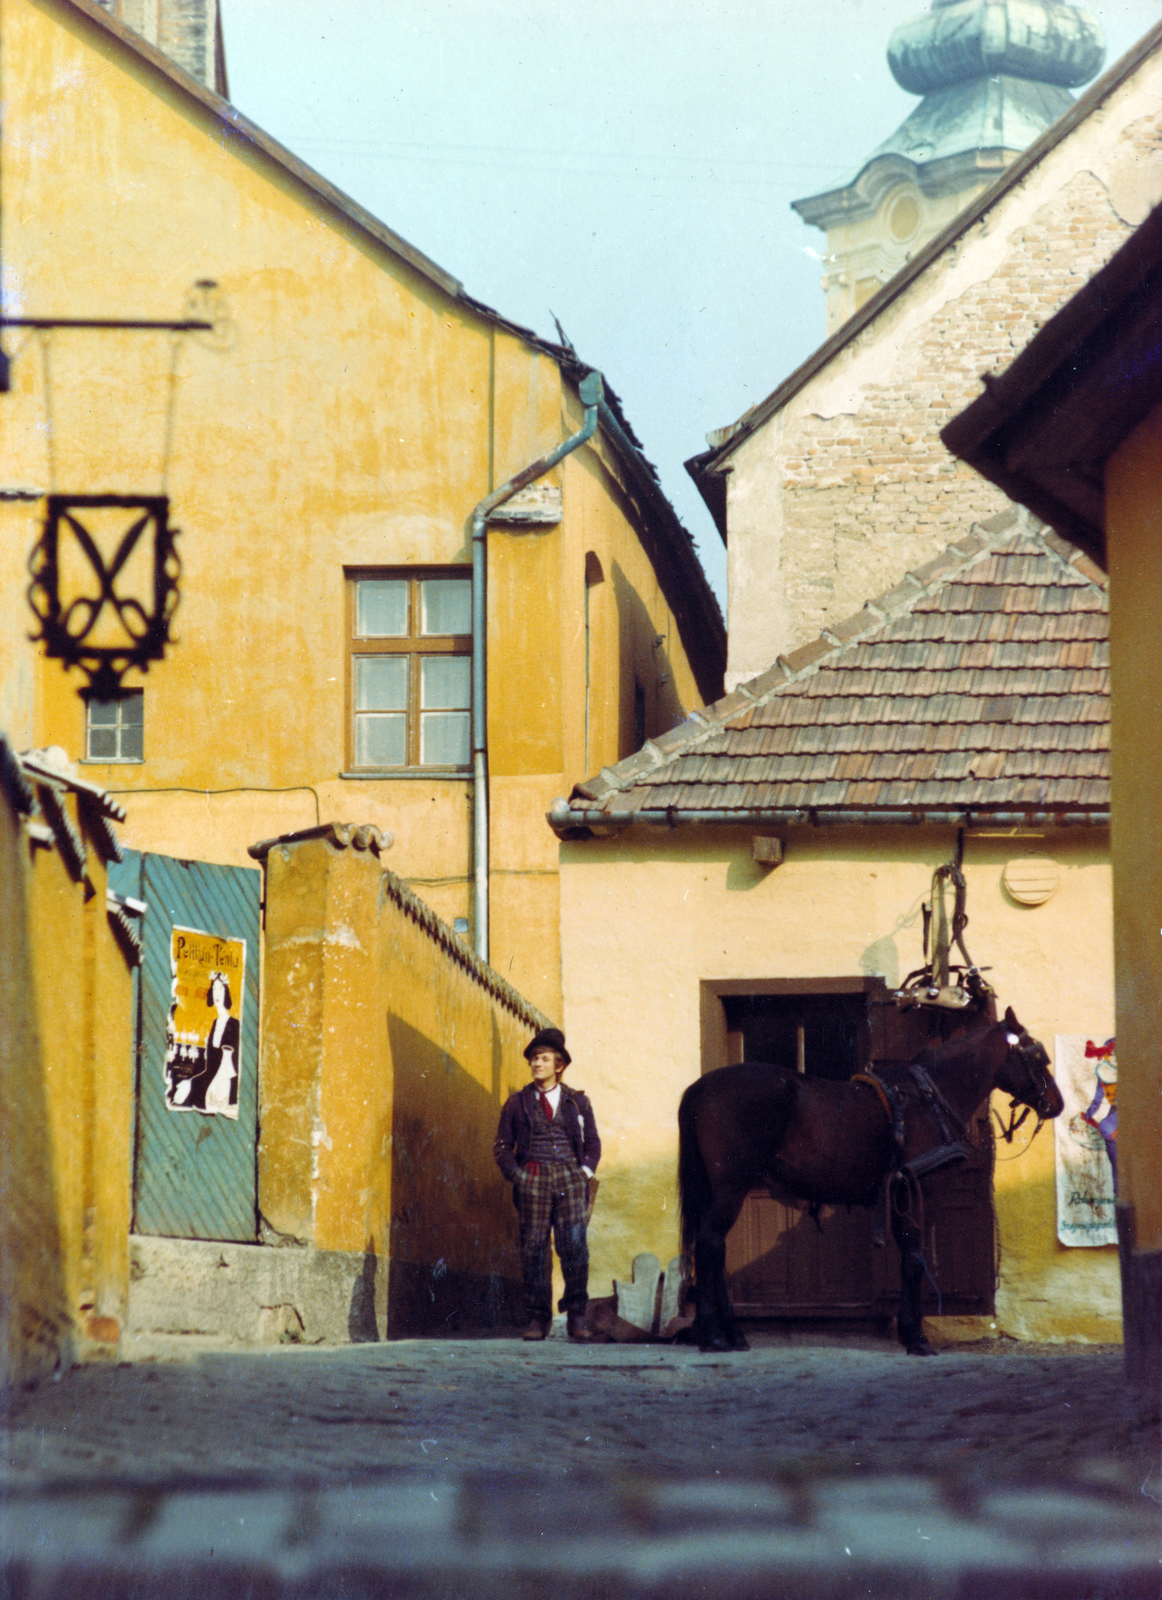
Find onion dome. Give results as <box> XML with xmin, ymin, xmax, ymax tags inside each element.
<box><xmin>888</xmin><ymin>1</ymin><xmax>1105</xmax><ymax>97</ymax></box>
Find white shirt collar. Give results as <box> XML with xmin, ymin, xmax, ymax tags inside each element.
<box><xmin>536</xmin><ymin>1083</ymin><xmax>563</xmax><ymax>1110</ymax></box>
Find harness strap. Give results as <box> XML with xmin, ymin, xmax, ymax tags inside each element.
<box><xmin>907</xmin><ymin>1061</ymin><xmax>968</xmax><ymax>1143</ymax></box>
<box><xmin>852</xmin><ymin>1072</ymin><xmax>893</xmax><ymax>1125</ymax></box>
<box><xmin>904</xmin><ymin>1141</ymin><xmax>971</xmax><ymax>1179</ymax></box>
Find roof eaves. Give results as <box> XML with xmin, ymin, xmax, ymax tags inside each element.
<box><xmin>566</xmin><ymin>515</ymin><xmax>1024</xmax><ymax>809</ymax></box>
<box><xmin>691</xmin><ymin>19</ymin><xmax>1162</xmax><ymax>484</ymax></box>
<box><xmin>57</xmin><ymin>0</ymin><xmax>725</xmax><ymax>701</ymax></box>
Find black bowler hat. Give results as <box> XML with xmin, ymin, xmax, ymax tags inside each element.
<box><xmin>524</xmin><ymin>1027</ymin><xmax>571</xmax><ymax>1066</ymax></box>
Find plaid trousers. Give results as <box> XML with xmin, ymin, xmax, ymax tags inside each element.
<box><xmin>515</xmin><ymin>1161</ymin><xmax>590</xmax><ymax>1317</ymax></box>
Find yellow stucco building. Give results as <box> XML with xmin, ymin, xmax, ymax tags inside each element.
<box><xmin>555</xmin><ymin>512</ymin><xmax>1118</xmax><ymax>1347</ymax></box>
<box><xmin>0</xmin><ymin>0</ymin><xmax>723</xmax><ymax>1025</ymax></box>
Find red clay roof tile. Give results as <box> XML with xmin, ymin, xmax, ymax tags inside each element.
<box><xmin>566</xmin><ymin>522</ymin><xmax>1109</xmax><ymax>821</ymax></box>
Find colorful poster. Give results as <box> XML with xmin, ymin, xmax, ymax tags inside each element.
<box><xmin>164</xmin><ymin>925</ymin><xmax>245</xmax><ymax>1118</ymax></box>
<box><xmin>1054</xmin><ymin>1035</ymin><xmax>1117</xmax><ymax>1247</ymax></box>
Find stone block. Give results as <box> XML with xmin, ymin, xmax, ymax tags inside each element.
<box><xmin>614</xmin><ymin>1253</ymin><xmax>662</xmax><ymax>1332</ymax></box>
<box><xmin>657</xmin><ymin>1257</ymin><xmax>687</xmax><ymax>1330</ymax></box>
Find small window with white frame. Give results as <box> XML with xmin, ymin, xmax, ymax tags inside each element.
<box><xmin>85</xmin><ymin>690</ymin><xmax>144</xmax><ymax>762</ymax></box>
<box><xmin>348</xmin><ymin>569</ymin><xmax>472</xmax><ymax>770</ymax></box>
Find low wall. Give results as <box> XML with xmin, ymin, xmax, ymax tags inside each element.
<box><xmin>254</xmin><ymin>826</ymin><xmax>550</xmax><ymax>1337</ymax></box>
<box><xmin>0</xmin><ymin>742</ymin><xmax>134</xmax><ymax>1388</ymax></box>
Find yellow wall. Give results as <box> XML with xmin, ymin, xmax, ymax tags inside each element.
<box><xmin>0</xmin><ymin>759</ymin><xmax>133</xmax><ymax>1385</ymax></box>
<box><xmin>0</xmin><ymin>0</ymin><xmax>714</xmax><ymax>1021</ymax></box>
<box><xmin>258</xmin><ymin>830</ymin><xmax>551</xmax><ymax>1333</ymax></box>
<box><xmin>1106</xmin><ymin>404</ymin><xmax>1162</xmax><ymax>1263</ymax></box>
<box><xmin>560</xmin><ymin>824</ymin><xmax>1118</xmax><ymax>1343</ymax></box>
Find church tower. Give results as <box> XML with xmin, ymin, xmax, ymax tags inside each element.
<box><xmin>793</xmin><ymin>1</ymin><xmax>1105</xmax><ymax>332</ymax></box>
<box><xmin>94</xmin><ymin>0</ymin><xmax>228</xmax><ymax>95</ymax></box>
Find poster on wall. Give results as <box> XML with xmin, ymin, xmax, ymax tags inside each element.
<box><xmin>1054</xmin><ymin>1035</ymin><xmax>1117</xmax><ymax>1247</ymax></box>
<box><xmin>164</xmin><ymin>925</ymin><xmax>246</xmax><ymax>1118</ymax></box>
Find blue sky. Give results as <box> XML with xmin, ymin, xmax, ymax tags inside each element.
<box><xmin>220</xmin><ymin>1</ymin><xmax>1161</xmax><ymax>601</ymax></box>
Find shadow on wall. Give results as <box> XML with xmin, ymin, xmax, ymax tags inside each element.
<box><xmin>0</xmin><ymin>805</ymin><xmax>72</xmax><ymax>1385</ymax></box>
<box><xmin>348</xmin><ymin>1238</ymin><xmax>379</xmax><ymax>1343</ymax></box>
<box><xmin>386</xmin><ymin>1014</ymin><xmax>522</xmax><ymax>1337</ymax></box>
<box><xmin>612</xmin><ymin>562</ymin><xmax>686</xmax><ymax>755</ymax></box>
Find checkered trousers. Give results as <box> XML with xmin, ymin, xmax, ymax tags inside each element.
<box><xmin>515</xmin><ymin>1161</ymin><xmax>590</xmax><ymax>1317</ymax></box>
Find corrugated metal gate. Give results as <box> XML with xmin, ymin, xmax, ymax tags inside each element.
<box><xmin>109</xmin><ymin>849</ymin><xmax>260</xmax><ymax>1241</ymax></box>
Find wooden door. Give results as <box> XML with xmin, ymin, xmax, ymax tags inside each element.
<box><xmin>721</xmin><ymin>985</ymin><xmax>996</xmax><ymax>1319</ymax></box>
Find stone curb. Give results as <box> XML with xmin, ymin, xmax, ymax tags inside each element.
<box><xmin>2</xmin><ymin>1472</ymin><xmax>1159</xmax><ymax>1599</ymax></box>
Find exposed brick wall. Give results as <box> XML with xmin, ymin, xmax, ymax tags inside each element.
<box><xmin>726</xmin><ymin>98</ymin><xmax>1162</xmax><ymax>676</ymax></box>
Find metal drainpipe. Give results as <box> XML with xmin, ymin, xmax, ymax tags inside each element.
<box><xmin>470</xmin><ymin>369</ymin><xmax>604</xmax><ymax>963</ymax></box>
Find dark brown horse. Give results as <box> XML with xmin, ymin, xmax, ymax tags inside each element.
<box><xmin>677</xmin><ymin>1007</ymin><xmax>1062</xmax><ymax>1354</ymax></box>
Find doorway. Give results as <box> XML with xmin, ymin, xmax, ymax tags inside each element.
<box><xmin>701</xmin><ymin>978</ymin><xmax>996</xmax><ymax>1321</ymax></box>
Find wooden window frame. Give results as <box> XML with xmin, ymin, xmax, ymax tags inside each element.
<box><xmin>346</xmin><ymin>567</ymin><xmax>473</xmax><ymax>773</ymax></box>
<box><xmin>83</xmin><ymin>688</ymin><xmax>144</xmax><ymax>763</ymax></box>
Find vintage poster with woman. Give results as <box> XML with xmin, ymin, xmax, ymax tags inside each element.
<box><xmin>164</xmin><ymin>926</ymin><xmax>246</xmax><ymax>1118</ymax></box>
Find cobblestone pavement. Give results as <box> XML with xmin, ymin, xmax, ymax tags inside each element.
<box><xmin>2</xmin><ymin>1328</ymin><xmax>1159</xmax><ymax>1596</ymax></box>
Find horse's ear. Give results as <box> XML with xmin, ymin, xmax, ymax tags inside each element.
<box><xmin>1003</xmin><ymin>1006</ymin><xmax>1018</xmax><ymax>1030</ymax></box>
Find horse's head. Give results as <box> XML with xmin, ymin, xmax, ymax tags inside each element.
<box><xmin>995</xmin><ymin>1006</ymin><xmax>1063</xmax><ymax>1122</ymax></box>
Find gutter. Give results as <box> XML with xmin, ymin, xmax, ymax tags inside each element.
<box><xmin>548</xmin><ymin>801</ymin><xmax>1109</xmax><ymax>836</ymax></box>
<box><xmin>470</xmin><ymin>371</ymin><xmax>604</xmax><ymax>962</ymax></box>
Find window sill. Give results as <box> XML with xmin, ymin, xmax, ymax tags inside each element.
<box><xmin>340</xmin><ymin>769</ymin><xmax>471</xmax><ymax>781</ymax></box>
<box><xmin>80</xmin><ymin>758</ymin><xmax>144</xmax><ymax>766</ymax></box>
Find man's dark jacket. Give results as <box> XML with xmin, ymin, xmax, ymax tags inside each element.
<box><xmin>493</xmin><ymin>1083</ymin><xmax>601</xmax><ymax>1181</ymax></box>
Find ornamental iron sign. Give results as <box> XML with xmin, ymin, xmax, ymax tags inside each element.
<box><xmin>27</xmin><ymin>494</ymin><xmax>181</xmax><ymax>699</ymax></box>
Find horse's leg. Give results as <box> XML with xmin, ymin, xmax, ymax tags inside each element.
<box><xmin>890</xmin><ymin>1178</ymin><xmax>936</xmax><ymax>1357</ymax></box>
<box><xmin>694</xmin><ymin>1183</ymin><xmax>750</xmax><ymax>1352</ymax></box>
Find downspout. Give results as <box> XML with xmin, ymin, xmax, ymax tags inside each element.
<box><xmin>471</xmin><ymin>369</ymin><xmax>604</xmax><ymax>963</ymax></box>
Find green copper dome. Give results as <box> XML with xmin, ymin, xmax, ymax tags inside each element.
<box><xmin>888</xmin><ymin>0</ymin><xmax>1105</xmax><ymax>96</ymax></box>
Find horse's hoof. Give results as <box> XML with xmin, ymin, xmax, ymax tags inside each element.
<box><xmin>905</xmin><ymin>1338</ymin><xmax>937</xmax><ymax>1356</ymax></box>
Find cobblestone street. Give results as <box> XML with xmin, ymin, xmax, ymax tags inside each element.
<box><xmin>2</xmin><ymin>1329</ymin><xmax>1159</xmax><ymax>1596</ymax></box>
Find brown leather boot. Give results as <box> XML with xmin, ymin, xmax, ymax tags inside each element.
<box><xmin>566</xmin><ymin>1311</ymin><xmax>593</xmax><ymax>1342</ymax></box>
<box><xmin>522</xmin><ymin>1316</ymin><xmax>550</xmax><ymax>1341</ymax></box>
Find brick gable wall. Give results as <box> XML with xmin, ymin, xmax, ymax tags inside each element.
<box><xmin>724</xmin><ymin>95</ymin><xmax>1162</xmax><ymax>685</ymax></box>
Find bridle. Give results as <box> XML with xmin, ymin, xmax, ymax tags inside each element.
<box><xmin>993</xmin><ymin>1027</ymin><xmax>1056</xmax><ymax>1144</ymax></box>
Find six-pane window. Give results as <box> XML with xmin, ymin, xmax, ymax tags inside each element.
<box><xmin>86</xmin><ymin>692</ymin><xmax>144</xmax><ymax>762</ymax></box>
<box><xmin>350</xmin><ymin>572</ymin><xmax>472</xmax><ymax>769</ymax></box>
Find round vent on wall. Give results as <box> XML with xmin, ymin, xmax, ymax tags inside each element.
<box><xmin>1002</xmin><ymin>857</ymin><xmax>1060</xmax><ymax>906</ymax></box>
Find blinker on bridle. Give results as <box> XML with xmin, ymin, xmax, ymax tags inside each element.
<box><xmin>995</xmin><ymin>1028</ymin><xmax>1052</xmax><ymax>1144</ymax></box>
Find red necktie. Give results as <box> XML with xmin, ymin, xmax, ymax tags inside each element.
<box><xmin>539</xmin><ymin>1091</ymin><xmax>554</xmax><ymax>1121</ymax></box>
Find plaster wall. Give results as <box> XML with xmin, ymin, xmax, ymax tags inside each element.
<box><xmin>258</xmin><ymin>833</ymin><xmax>548</xmax><ymax>1335</ymax></box>
<box><xmin>0</xmin><ymin>776</ymin><xmax>133</xmax><ymax>1386</ymax></box>
<box><xmin>560</xmin><ymin>825</ymin><xmax>1118</xmax><ymax>1343</ymax></box>
<box><xmin>1106</xmin><ymin>406</ymin><xmax>1162</xmax><ymax>1261</ymax></box>
<box><xmin>0</xmin><ymin>0</ymin><xmax>711</xmax><ymax>1020</ymax></box>
<box><xmin>723</xmin><ymin>47</ymin><xmax>1162</xmax><ymax>687</ymax></box>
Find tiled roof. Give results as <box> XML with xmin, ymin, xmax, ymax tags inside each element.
<box><xmin>555</xmin><ymin>510</ymin><xmax>1109</xmax><ymax>828</ymax></box>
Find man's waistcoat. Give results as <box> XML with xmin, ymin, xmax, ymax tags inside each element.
<box><xmin>493</xmin><ymin>1083</ymin><xmax>601</xmax><ymax>1180</ymax></box>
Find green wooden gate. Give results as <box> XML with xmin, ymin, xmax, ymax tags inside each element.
<box><xmin>109</xmin><ymin>849</ymin><xmax>261</xmax><ymax>1241</ymax></box>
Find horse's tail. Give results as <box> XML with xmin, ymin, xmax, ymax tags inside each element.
<box><xmin>677</xmin><ymin>1080</ymin><xmax>712</xmax><ymax>1275</ymax></box>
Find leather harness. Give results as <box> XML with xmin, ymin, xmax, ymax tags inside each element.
<box><xmin>852</xmin><ymin>1064</ymin><xmax>973</xmax><ymax>1247</ymax></box>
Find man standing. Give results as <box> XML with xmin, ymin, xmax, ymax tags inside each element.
<box><xmin>494</xmin><ymin>1027</ymin><xmax>600</xmax><ymax>1342</ymax></box>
